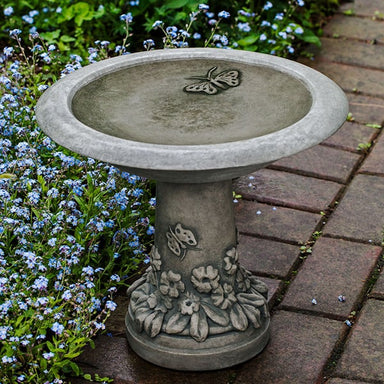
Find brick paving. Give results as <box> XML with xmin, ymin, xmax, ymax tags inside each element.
<box><xmin>73</xmin><ymin>2</ymin><xmax>384</xmax><ymax>383</ymax></box>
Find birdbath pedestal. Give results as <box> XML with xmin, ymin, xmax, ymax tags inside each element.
<box><xmin>36</xmin><ymin>48</ymin><xmax>348</xmax><ymax>371</ymax></box>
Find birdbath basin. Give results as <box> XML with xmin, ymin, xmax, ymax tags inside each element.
<box><xmin>36</xmin><ymin>48</ymin><xmax>348</xmax><ymax>371</ymax></box>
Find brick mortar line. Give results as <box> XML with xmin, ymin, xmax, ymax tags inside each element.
<box><xmin>319</xmin><ymin>257</ymin><xmax>384</xmax><ymax>382</ymax></box>
<box><xmin>324</xmin><ymin>33</ymin><xmax>384</xmax><ymax>46</ymax></box>
<box><xmin>238</xmin><ymin>230</ymin><xmax>304</xmax><ymax>247</ymax></box>
<box><xmin>322</xmin><ymin>233</ymin><xmax>383</xmax><ymax>246</ymax></box>
<box><xmin>267</xmin><ymin>56</ymin><xmax>384</xmax><ymax>380</ymax></box>
<box><xmin>336</xmin><ymin>8</ymin><xmax>384</xmax><ymax>21</ymax></box>
<box><xmin>277</xmin><ymin>305</ymin><xmax>349</xmax><ymax>322</ymax></box>
<box><xmin>317</xmin><ymin>108</ymin><xmax>384</xmax><ymax>380</ymax></box>
<box><xmin>310</xmin><ymin>55</ymin><xmax>384</xmax><ymax>77</ymax></box>
<box><xmin>311</xmin><ymin>46</ymin><xmax>384</xmax><ymax>73</ymax></box>
<box><xmin>269</xmin><ymin>142</ymin><xmax>366</xmax><ymax>183</ymax></box>
<box><xmin>330</xmin><ymin>375</ymin><xmax>384</xmax><ymax>384</ymax></box>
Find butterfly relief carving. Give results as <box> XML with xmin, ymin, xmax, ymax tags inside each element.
<box><xmin>184</xmin><ymin>66</ymin><xmax>241</xmax><ymax>95</ymax></box>
<box><xmin>166</xmin><ymin>223</ymin><xmax>198</xmax><ymax>260</ymax></box>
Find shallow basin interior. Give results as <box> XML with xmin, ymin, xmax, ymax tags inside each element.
<box><xmin>72</xmin><ymin>59</ymin><xmax>312</xmax><ymax>146</ymax></box>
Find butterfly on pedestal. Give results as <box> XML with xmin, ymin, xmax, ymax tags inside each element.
<box><xmin>166</xmin><ymin>223</ymin><xmax>199</xmax><ymax>261</ymax></box>
<box><xmin>183</xmin><ymin>66</ymin><xmax>241</xmax><ymax>95</ymax></box>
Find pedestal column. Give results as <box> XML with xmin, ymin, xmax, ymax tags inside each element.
<box><xmin>126</xmin><ymin>180</ymin><xmax>270</xmax><ymax>371</ymax></box>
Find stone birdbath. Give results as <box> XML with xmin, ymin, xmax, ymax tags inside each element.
<box><xmin>36</xmin><ymin>48</ymin><xmax>348</xmax><ymax>371</ymax></box>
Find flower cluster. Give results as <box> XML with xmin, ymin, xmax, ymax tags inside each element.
<box><xmin>233</xmin><ymin>0</ymin><xmax>310</xmax><ymax>56</ymax></box>
<box><xmin>150</xmin><ymin>4</ymin><xmax>232</xmax><ymax>49</ymax></box>
<box><xmin>145</xmin><ymin>1</ymin><xmax>312</xmax><ymax>56</ymax></box>
<box><xmin>0</xmin><ymin>31</ymin><xmax>154</xmax><ymax>383</ymax></box>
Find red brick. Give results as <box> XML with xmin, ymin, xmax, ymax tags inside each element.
<box><xmin>235</xmin><ymin>310</ymin><xmax>342</xmax><ymax>384</ymax></box>
<box><xmin>270</xmin><ymin>144</ymin><xmax>361</xmax><ymax>183</ymax></box>
<box><xmin>335</xmin><ymin>299</ymin><xmax>384</xmax><ymax>382</ymax></box>
<box><xmin>281</xmin><ymin>238</ymin><xmax>381</xmax><ymax>318</ymax></box>
<box><xmin>302</xmin><ymin>59</ymin><xmax>384</xmax><ymax>99</ymax></box>
<box><xmin>348</xmin><ymin>93</ymin><xmax>384</xmax><ymax>126</ymax></box>
<box><xmin>234</xmin><ymin>169</ymin><xmax>342</xmax><ymax>213</ymax></box>
<box><xmin>340</xmin><ymin>0</ymin><xmax>384</xmax><ymax>16</ymax></box>
<box><xmin>359</xmin><ymin>132</ymin><xmax>384</xmax><ymax>175</ymax></box>
<box><xmin>314</xmin><ymin>37</ymin><xmax>384</xmax><ymax>71</ymax></box>
<box><xmin>370</xmin><ymin>270</ymin><xmax>384</xmax><ymax>299</ymax></box>
<box><xmin>239</xmin><ymin>235</ymin><xmax>300</xmax><ymax>278</ymax></box>
<box><xmin>326</xmin><ymin>379</ymin><xmax>371</xmax><ymax>384</ymax></box>
<box><xmin>235</xmin><ymin>200</ymin><xmax>322</xmax><ymax>243</ymax></box>
<box><xmin>324</xmin><ymin>174</ymin><xmax>384</xmax><ymax>244</ymax></box>
<box><xmin>322</xmin><ymin>122</ymin><xmax>378</xmax><ymax>153</ymax></box>
<box><xmin>324</xmin><ymin>14</ymin><xmax>384</xmax><ymax>43</ymax></box>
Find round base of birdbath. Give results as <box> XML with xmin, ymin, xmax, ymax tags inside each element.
<box><xmin>125</xmin><ymin>180</ymin><xmax>270</xmax><ymax>370</ymax></box>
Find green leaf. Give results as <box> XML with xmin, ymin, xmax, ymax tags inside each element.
<box><xmin>40</xmin><ymin>29</ymin><xmax>61</xmax><ymax>42</ymax></box>
<box><xmin>344</xmin><ymin>9</ymin><xmax>355</xmax><ymax>16</ymax></box>
<box><xmin>60</xmin><ymin>35</ymin><xmax>77</xmax><ymax>43</ymax></box>
<box><xmin>72</xmin><ymin>2</ymin><xmax>94</xmax><ymax>26</ymax></box>
<box><xmin>165</xmin><ymin>0</ymin><xmax>190</xmax><ymax>9</ymax></box>
<box><xmin>70</xmin><ymin>361</ymin><xmax>81</xmax><ymax>376</ymax></box>
<box><xmin>237</xmin><ymin>34</ymin><xmax>259</xmax><ymax>46</ymax></box>
<box><xmin>0</xmin><ymin>173</ymin><xmax>16</xmax><ymax>179</ymax></box>
<box><xmin>47</xmin><ymin>341</ymin><xmax>56</xmax><ymax>352</ymax></box>
<box><xmin>300</xmin><ymin>33</ymin><xmax>321</xmax><ymax>47</ymax></box>
<box><xmin>366</xmin><ymin>123</ymin><xmax>382</xmax><ymax>128</ymax></box>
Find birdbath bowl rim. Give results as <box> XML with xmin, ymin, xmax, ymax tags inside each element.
<box><xmin>36</xmin><ymin>48</ymin><xmax>348</xmax><ymax>182</ymax></box>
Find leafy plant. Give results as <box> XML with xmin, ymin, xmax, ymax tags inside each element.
<box><xmin>0</xmin><ymin>30</ymin><xmax>154</xmax><ymax>383</ymax></box>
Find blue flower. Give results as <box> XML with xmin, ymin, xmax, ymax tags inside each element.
<box><xmin>110</xmin><ymin>274</ymin><xmax>120</xmax><ymax>282</ymax></box>
<box><xmin>4</xmin><ymin>6</ymin><xmax>13</xmax><ymax>16</ymax></box>
<box><xmin>238</xmin><ymin>22</ymin><xmax>251</xmax><ymax>33</ymax></box>
<box><xmin>51</xmin><ymin>322</ymin><xmax>64</xmax><ymax>335</ymax></box>
<box><xmin>22</xmin><ymin>15</ymin><xmax>34</xmax><ymax>24</ymax></box>
<box><xmin>106</xmin><ymin>300</ymin><xmax>117</xmax><ymax>311</ymax></box>
<box><xmin>143</xmin><ymin>39</ymin><xmax>155</xmax><ymax>50</ymax></box>
<box><xmin>263</xmin><ymin>1</ymin><xmax>273</xmax><ymax>10</ymax></box>
<box><xmin>275</xmin><ymin>12</ymin><xmax>284</xmax><ymax>20</ymax></box>
<box><xmin>43</xmin><ymin>352</ymin><xmax>55</xmax><ymax>360</ymax></box>
<box><xmin>9</xmin><ymin>29</ymin><xmax>21</xmax><ymax>39</ymax></box>
<box><xmin>146</xmin><ymin>225</ymin><xmax>155</xmax><ymax>235</ymax></box>
<box><xmin>152</xmin><ymin>20</ymin><xmax>163</xmax><ymax>29</ymax></box>
<box><xmin>218</xmin><ymin>10</ymin><xmax>230</xmax><ymax>19</ymax></box>
<box><xmin>3</xmin><ymin>46</ymin><xmax>14</xmax><ymax>58</ymax></box>
<box><xmin>62</xmin><ymin>290</ymin><xmax>72</xmax><ymax>301</ymax></box>
<box><xmin>198</xmin><ymin>4</ymin><xmax>209</xmax><ymax>11</ymax></box>
<box><xmin>259</xmin><ymin>33</ymin><xmax>267</xmax><ymax>41</ymax></box>
<box><xmin>120</xmin><ymin>13</ymin><xmax>133</xmax><ymax>22</ymax></box>
<box><xmin>32</xmin><ymin>276</ymin><xmax>49</xmax><ymax>291</ymax></box>
<box><xmin>82</xmin><ymin>266</ymin><xmax>94</xmax><ymax>276</ymax></box>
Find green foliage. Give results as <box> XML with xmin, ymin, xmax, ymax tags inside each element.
<box><xmin>1</xmin><ymin>0</ymin><xmax>339</xmax><ymax>56</ymax></box>
<box><xmin>0</xmin><ymin>32</ymin><xmax>154</xmax><ymax>383</ymax></box>
<box><xmin>0</xmin><ymin>1</ymin><xmax>126</xmax><ymax>54</ymax></box>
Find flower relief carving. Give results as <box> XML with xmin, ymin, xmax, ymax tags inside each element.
<box><xmin>128</xmin><ymin>224</ymin><xmax>269</xmax><ymax>343</ymax></box>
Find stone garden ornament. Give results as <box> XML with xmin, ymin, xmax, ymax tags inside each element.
<box><xmin>36</xmin><ymin>48</ymin><xmax>348</xmax><ymax>371</ymax></box>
